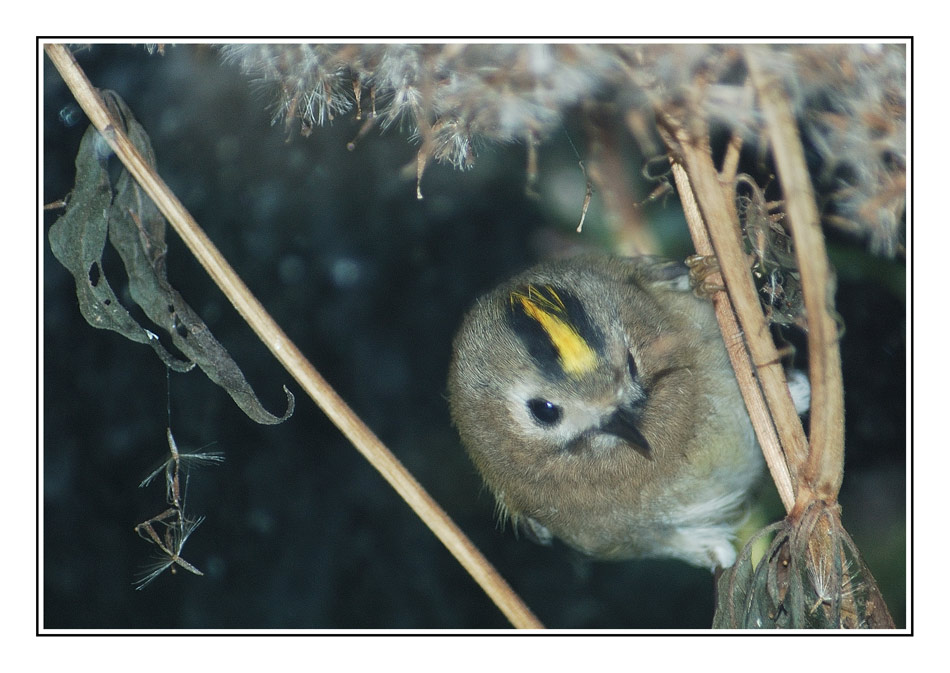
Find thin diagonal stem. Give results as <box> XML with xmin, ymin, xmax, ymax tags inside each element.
<box><xmin>45</xmin><ymin>43</ymin><xmax>542</xmax><ymax>629</ymax></box>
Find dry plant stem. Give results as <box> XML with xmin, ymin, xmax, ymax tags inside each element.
<box><xmin>656</xmin><ymin>111</ymin><xmax>809</xmax><ymax>510</ymax></box>
<box><xmin>45</xmin><ymin>43</ymin><xmax>543</xmax><ymax>630</ymax></box>
<box><xmin>671</xmin><ymin>163</ymin><xmax>795</xmax><ymax>512</ymax></box>
<box><xmin>719</xmin><ymin>131</ymin><xmax>744</xmax><ymax>185</ymax></box>
<box><xmin>745</xmin><ymin>47</ymin><xmax>845</xmax><ymax>508</ymax></box>
<box><xmin>679</xmin><ymin>139</ymin><xmax>810</xmax><ymax>490</ymax></box>
<box><xmin>584</xmin><ymin>108</ymin><xmax>658</xmax><ymax>255</ymax></box>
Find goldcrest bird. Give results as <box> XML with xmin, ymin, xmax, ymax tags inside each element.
<box><xmin>447</xmin><ymin>254</ymin><xmax>763</xmax><ymax>571</ymax></box>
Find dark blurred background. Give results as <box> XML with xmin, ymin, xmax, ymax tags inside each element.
<box><xmin>42</xmin><ymin>44</ymin><xmax>906</xmax><ymax>629</ymax></box>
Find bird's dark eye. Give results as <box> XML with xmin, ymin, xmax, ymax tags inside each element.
<box><xmin>527</xmin><ymin>398</ymin><xmax>562</xmax><ymax>426</ymax></box>
<box><xmin>627</xmin><ymin>352</ymin><xmax>639</xmax><ymax>381</ymax></box>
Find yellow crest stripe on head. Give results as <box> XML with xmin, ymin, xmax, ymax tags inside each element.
<box><xmin>510</xmin><ymin>285</ymin><xmax>598</xmax><ymax>377</ymax></box>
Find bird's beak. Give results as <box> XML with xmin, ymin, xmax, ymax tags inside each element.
<box><xmin>600</xmin><ymin>404</ymin><xmax>652</xmax><ymax>460</ymax></box>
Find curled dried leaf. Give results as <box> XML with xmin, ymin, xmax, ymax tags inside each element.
<box><xmin>48</xmin><ymin>124</ymin><xmax>193</xmax><ymax>373</ymax></box>
<box><xmin>714</xmin><ymin>501</ymin><xmax>894</xmax><ymax>629</ymax></box>
<box><xmin>49</xmin><ymin>91</ymin><xmax>294</xmax><ymax>425</ymax></box>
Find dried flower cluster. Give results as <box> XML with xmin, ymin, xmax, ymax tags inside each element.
<box><xmin>220</xmin><ymin>43</ymin><xmax>906</xmax><ymax>255</ymax></box>
<box><xmin>780</xmin><ymin>45</ymin><xmax>906</xmax><ymax>256</ymax></box>
<box><xmin>221</xmin><ymin>44</ymin><xmax>622</xmax><ymax>168</ymax></box>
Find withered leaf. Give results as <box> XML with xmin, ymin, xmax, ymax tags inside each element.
<box><xmin>712</xmin><ymin>521</ymin><xmax>784</xmax><ymax>629</ymax></box>
<box><xmin>48</xmin><ymin>122</ymin><xmax>193</xmax><ymax>373</ymax></box>
<box><xmin>713</xmin><ymin>504</ymin><xmax>895</xmax><ymax>629</ymax></box>
<box><xmin>49</xmin><ymin>90</ymin><xmax>294</xmax><ymax>425</ymax></box>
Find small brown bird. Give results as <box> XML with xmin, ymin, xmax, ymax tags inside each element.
<box><xmin>447</xmin><ymin>255</ymin><xmax>763</xmax><ymax>570</ymax></box>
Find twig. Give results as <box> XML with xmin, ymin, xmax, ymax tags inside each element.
<box><xmin>583</xmin><ymin>106</ymin><xmax>657</xmax><ymax>254</ymax></box>
<box><xmin>745</xmin><ymin>46</ymin><xmax>845</xmax><ymax>509</ymax></box>
<box><xmin>719</xmin><ymin>130</ymin><xmax>744</xmax><ymax>185</ymax></box>
<box><xmin>45</xmin><ymin>43</ymin><xmax>543</xmax><ymax>630</ymax></box>
<box><xmin>656</xmin><ymin>111</ymin><xmax>809</xmax><ymax>512</ymax></box>
<box><xmin>669</xmin><ymin>162</ymin><xmax>795</xmax><ymax>511</ymax></box>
